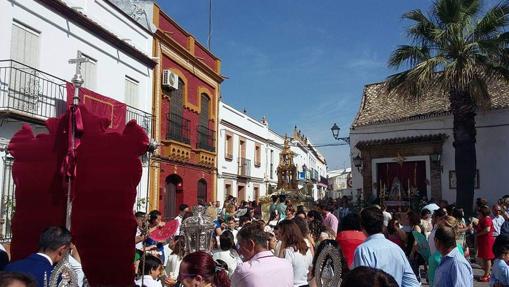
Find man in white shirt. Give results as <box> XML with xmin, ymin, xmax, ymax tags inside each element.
<box><xmin>492</xmin><ymin>204</ymin><xmax>505</xmax><ymax>237</ymax></box>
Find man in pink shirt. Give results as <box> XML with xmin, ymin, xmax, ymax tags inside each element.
<box><xmin>319</xmin><ymin>201</ymin><xmax>339</xmax><ymax>236</ymax></box>
<box><xmin>232</xmin><ymin>223</ymin><xmax>293</xmax><ymax>287</ymax></box>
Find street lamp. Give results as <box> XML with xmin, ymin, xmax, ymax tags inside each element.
<box><xmin>330</xmin><ymin>123</ymin><xmax>350</xmax><ymax>144</ymax></box>
<box><xmin>353</xmin><ymin>154</ymin><xmax>363</xmax><ymax>172</ymax></box>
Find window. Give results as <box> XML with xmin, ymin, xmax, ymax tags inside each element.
<box><xmin>225</xmin><ymin>133</ymin><xmax>233</xmax><ymax>160</ymax></box>
<box><xmin>167</xmin><ymin>78</ymin><xmax>189</xmax><ymax>143</ymax></box>
<box><xmin>199</xmin><ymin>93</ymin><xmax>210</xmax><ymax>126</ymax></box>
<box><xmin>197</xmin><ymin>93</ymin><xmax>214</xmax><ymax>151</ymax></box>
<box><xmin>254</xmin><ymin>144</ymin><xmax>261</xmax><ymax>167</ymax></box>
<box><xmin>80</xmin><ymin>53</ymin><xmax>97</xmax><ymax>90</ymax></box>
<box><xmin>124</xmin><ymin>76</ymin><xmax>139</xmax><ymax>107</ymax></box>
<box><xmin>11</xmin><ymin>21</ymin><xmax>40</xmax><ymax>68</ymax></box>
<box><xmin>253</xmin><ymin>186</ymin><xmax>260</xmax><ymax>201</ymax></box>
<box><xmin>270</xmin><ymin>150</ymin><xmax>274</xmax><ymax>179</ymax></box>
<box><xmin>225</xmin><ymin>184</ymin><xmax>232</xmax><ymax>196</ymax></box>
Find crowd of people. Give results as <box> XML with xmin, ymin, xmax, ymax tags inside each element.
<box><xmin>4</xmin><ymin>194</ymin><xmax>509</xmax><ymax>287</ymax></box>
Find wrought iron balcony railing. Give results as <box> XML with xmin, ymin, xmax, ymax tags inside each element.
<box><xmin>126</xmin><ymin>105</ymin><xmax>153</xmax><ymax>137</ymax></box>
<box><xmin>0</xmin><ymin>60</ymin><xmax>66</xmax><ymax>121</ymax></box>
<box><xmin>167</xmin><ymin>112</ymin><xmax>190</xmax><ymax>144</ymax></box>
<box><xmin>196</xmin><ymin>125</ymin><xmax>215</xmax><ymax>152</ymax></box>
<box><xmin>238</xmin><ymin>157</ymin><xmax>251</xmax><ymax>178</ymax></box>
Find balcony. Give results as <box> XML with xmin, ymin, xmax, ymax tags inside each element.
<box><xmin>196</xmin><ymin>125</ymin><xmax>215</xmax><ymax>152</ymax></box>
<box><xmin>238</xmin><ymin>157</ymin><xmax>251</xmax><ymax>178</ymax></box>
<box><xmin>127</xmin><ymin>105</ymin><xmax>153</xmax><ymax>137</ymax></box>
<box><xmin>167</xmin><ymin>112</ymin><xmax>190</xmax><ymax>144</ymax></box>
<box><xmin>0</xmin><ymin>60</ymin><xmax>66</xmax><ymax>121</ymax></box>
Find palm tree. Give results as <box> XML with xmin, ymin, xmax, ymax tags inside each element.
<box><xmin>388</xmin><ymin>0</ymin><xmax>509</xmax><ymax>215</ymax></box>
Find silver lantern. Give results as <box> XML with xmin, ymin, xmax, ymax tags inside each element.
<box><xmin>181</xmin><ymin>205</ymin><xmax>215</xmax><ymax>254</ymax></box>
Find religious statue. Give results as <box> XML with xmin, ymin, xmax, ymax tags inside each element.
<box><xmin>389</xmin><ymin>177</ymin><xmax>402</xmax><ymax>200</ymax></box>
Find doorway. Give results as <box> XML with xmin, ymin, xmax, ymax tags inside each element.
<box><xmin>165</xmin><ymin>174</ymin><xmax>183</xmax><ymax>218</ymax></box>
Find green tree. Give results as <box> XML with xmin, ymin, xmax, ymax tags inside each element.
<box><xmin>388</xmin><ymin>0</ymin><xmax>509</xmax><ymax>215</ymax></box>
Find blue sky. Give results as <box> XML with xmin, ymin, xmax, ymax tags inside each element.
<box><xmin>157</xmin><ymin>0</ymin><xmax>454</xmax><ymax>170</ymax></box>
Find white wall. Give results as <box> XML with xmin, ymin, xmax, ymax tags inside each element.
<box><xmin>349</xmin><ymin>109</ymin><xmax>509</xmax><ymax>206</ymax></box>
<box><xmin>0</xmin><ymin>0</ymin><xmax>154</xmax><ymax>212</ymax></box>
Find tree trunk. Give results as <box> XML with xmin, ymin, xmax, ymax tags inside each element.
<box><xmin>450</xmin><ymin>89</ymin><xmax>477</xmax><ymax>216</ymax></box>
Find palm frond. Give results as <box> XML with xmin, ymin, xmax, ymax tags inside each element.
<box><xmin>404</xmin><ymin>9</ymin><xmax>440</xmax><ymax>43</ymax></box>
<box><xmin>435</xmin><ymin>0</ymin><xmax>463</xmax><ymax>25</ymax></box>
<box><xmin>468</xmin><ymin>75</ymin><xmax>491</xmax><ymax>109</ymax></box>
<box><xmin>473</xmin><ymin>2</ymin><xmax>509</xmax><ymax>40</ymax></box>
<box><xmin>462</xmin><ymin>0</ymin><xmax>481</xmax><ymax>17</ymax></box>
<box><xmin>388</xmin><ymin>45</ymin><xmax>431</xmax><ymax>69</ymax></box>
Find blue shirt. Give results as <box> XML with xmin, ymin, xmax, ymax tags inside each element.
<box><xmin>491</xmin><ymin>259</ymin><xmax>509</xmax><ymax>287</ymax></box>
<box><xmin>353</xmin><ymin>233</ymin><xmax>420</xmax><ymax>287</ymax></box>
<box><xmin>433</xmin><ymin>247</ymin><xmax>473</xmax><ymax>287</ymax></box>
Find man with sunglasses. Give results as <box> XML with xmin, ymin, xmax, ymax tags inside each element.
<box><xmin>231</xmin><ymin>223</ymin><xmax>293</xmax><ymax>287</ymax></box>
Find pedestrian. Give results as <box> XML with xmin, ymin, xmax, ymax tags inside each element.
<box><xmin>492</xmin><ymin>204</ymin><xmax>505</xmax><ymax>238</ymax></box>
<box><xmin>5</xmin><ymin>226</ymin><xmax>72</xmax><ymax>287</ymax></box>
<box><xmin>178</xmin><ymin>251</ymin><xmax>230</xmax><ymax>287</ymax></box>
<box><xmin>318</xmin><ymin>202</ymin><xmax>339</xmax><ymax>236</ymax></box>
<box><xmin>476</xmin><ymin>205</ymin><xmax>496</xmax><ymax>282</ymax></box>
<box><xmin>352</xmin><ymin>207</ymin><xmax>419</xmax><ymax>287</ymax></box>
<box><xmin>276</xmin><ymin>220</ymin><xmax>313</xmax><ymax>287</ymax></box>
<box><xmin>135</xmin><ymin>254</ymin><xmax>164</xmax><ymax>287</ymax></box>
<box><xmin>231</xmin><ymin>222</ymin><xmax>293</xmax><ymax>287</ymax></box>
<box><xmin>341</xmin><ymin>266</ymin><xmax>399</xmax><ymax>287</ymax></box>
<box><xmin>0</xmin><ymin>272</ymin><xmax>36</xmax><ymax>287</ymax></box>
<box><xmin>491</xmin><ymin>234</ymin><xmax>509</xmax><ymax>286</ymax></box>
<box><xmin>175</xmin><ymin>204</ymin><xmax>189</xmax><ymax>235</ymax></box>
<box><xmin>165</xmin><ymin>235</ymin><xmax>185</xmax><ymax>281</ymax></box>
<box><xmin>277</xmin><ymin>194</ymin><xmax>288</xmax><ymax>221</ymax></box>
<box><xmin>386</xmin><ymin>218</ymin><xmax>406</xmax><ymax>249</ymax></box>
<box><xmin>336</xmin><ymin>213</ymin><xmax>366</xmax><ymax>270</ymax></box>
<box><xmin>428</xmin><ymin>208</ymin><xmax>447</xmax><ymax>256</ymax></box>
<box><xmin>212</xmin><ymin>230</ymin><xmax>242</xmax><ymax>277</ymax></box>
<box><xmin>433</xmin><ymin>223</ymin><xmax>473</xmax><ymax>287</ymax></box>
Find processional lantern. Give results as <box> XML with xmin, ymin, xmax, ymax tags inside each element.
<box><xmin>181</xmin><ymin>205</ymin><xmax>215</xmax><ymax>254</ymax></box>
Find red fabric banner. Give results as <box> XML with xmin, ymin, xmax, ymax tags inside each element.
<box><xmin>66</xmin><ymin>83</ymin><xmax>126</xmax><ymax>133</ymax></box>
<box><xmin>8</xmin><ymin>105</ymin><xmax>148</xmax><ymax>286</ymax></box>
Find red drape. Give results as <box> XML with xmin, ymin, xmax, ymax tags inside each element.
<box><xmin>377</xmin><ymin>161</ymin><xmax>426</xmax><ymax>198</ymax></box>
<box><xmin>8</xmin><ymin>103</ymin><xmax>148</xmax><ymax>286</ymax></box>
<box><xmin>66</xmin><ymin>84</ymin><xmax>126</xmax><ymax>133</ymax></box>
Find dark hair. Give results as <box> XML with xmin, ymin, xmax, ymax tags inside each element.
<box><xmin>181</xmin><ymin>251</ymin><xmax>230</xmax><ymax>287</ymax></box>
<box><xmin>360</xmin><ymin>207</ymin><xmax>384</xmax><ymax>235</ymax></box>
<box><xmin>179</xmin><ymin>204</ymin><xmax>189</xmax><ymax>212</ymax></box>
<box><xmin>435</xmin><ymin>224</ymin><xmax>457</xmax><ymax>249</ymax></box>
<box><xmin>493</xmin><ymin>234</ymin><xmax>509</xmax><ymax>258</ymax></box>
<box><xmin>451</xmin><ymin>208</ymin><xmax>464</xmax><ymax>220</ymax></box>
<box><xmin>219</xmin><ymin>230</ymin><xmax>235</xmax><ymax>251</ymax></box>
<box><xmin>141</xmin><ymin>254</ymin><xmax>162</xmax><ymax>275</ymax></box>
<box><xmin>407</xmin><ymin>211</ymin><xmax>421</xmax><ymax>227</ymax></box>
<box><xmin>271</xmin><ymin>195</ymin><xmax>278</xmax><ymax>203</ymax></box>
<box><xmin>478</xmin><ymin>205</ymin><xmax>491</xmax><ymax>217</ymax></box>
<box><xmin>171</xmin><ymin>235</ymin><xmax>186</xmax><ymax>259</ymax></box>
<box><xmin>135</xmin><ymin>211</ymin><xmax>146</xmax><ymax>218</ymax></box>
<box><xmin>311</xmin><ymin>240</ymin><xmax>339</xmax><ymax>276</ymax></box>
<box><xmin>148</xmin><ymin>210</ymin><xmax>161</xmax><ymax>224</ymax></box>
<box><xmin>341</xmin><ymin>266</ymin><xmax>399</xmax><ymax>287</ymax></box>
<box><xmin>387</xmin><ymin>219</ymin><xmax>399</xmax><ymax>235</ymax></box>
<box><xmin>433</xmin><ymin>208</ymin><xmax>447</xmax><ymax>219</ymax></box>
<box><xmin>318</xmin><ymin>201</ymin><xmax>334</xmax><ymax>212</ymax></box>
<box><xmin>420</xmin><ymin>209</ymin><xmax>431</xmax><ymax>217</ymax></box>
<box><xmin>279</xmin><ymin>194</ymin><xmax>286</xmax><ymax>203</ymax></box>
<box><xmin>307</xmin><ymin>210</ymin><xmax>323</xmax><ymax>222</ymax></box>
<box><xmin>0</xmin><ymin>272</ymin><xmax>37</xmax><ymax>287</ymax></box>
<box><xmin>308</xmin><ymin>219</ymin><xmax>326</xmax><ymax>241</ymax></box>
<box><xmin>277</xmin><ymin>220</ymin><xmax>308</xmax><ymax>255</ymax></box>
<box><xmin>239</xmin><ymin>215</ymin><xmax>252</xmax><ymax>227</ymax></box>
<box><xmin>237</xmin><ymin>222</ymin><xmax>269</xmax><ymax>247</ymax></box>
<box><xmin>286</xmin><ymin>205</ymin><xmax>296</xmax><ymax>215</ymax></box>
<box><xmin>38</xmin><ymin>226</ymin><xmax>71</xmax><ymax>252</ymax></box>
<box><xmin>341</xmin><ymin>213</ymin><xmax>362</xmax><ymax>231</ymax></box>
<box><xmin>292</xmin><ymin>217</ymin><xmax>310</xmax><ymax>237</ymax></box>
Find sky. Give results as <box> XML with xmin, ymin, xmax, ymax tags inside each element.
<box><xmin>156</xmin><ymin>0</ymin><xmax>446</xmax><ymax>170</ymax></box>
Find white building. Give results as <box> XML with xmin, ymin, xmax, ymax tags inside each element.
<box><xmin>326</xmin><ymin>168</ymin><xmax>352</xmax><ymax>200</ymax></box>
<box><xmin>290</xmin><ymin>127</ymin><xmax>328</xmax><ymax>199</ymax></box>
<box><xmin>0</xmin><ymin>0</ymin><xmax>156</xmax><ymax>239</ymax></box>
<box><xmin>216</xmin><ymin>103</ymin><xmax>329</xmax><ymax>204</ymax></box>
<box><xmin>349</xmin><ymin>81</ymin><xmax>509</xmax><ymax>207</ymax></box>
<box><xmin>216</xmin><ymin>102</ymin><xmax>281</xmax><ymax>204</ymax></box>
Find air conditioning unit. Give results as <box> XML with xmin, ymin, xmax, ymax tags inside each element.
<box><xmin>162</xmin><ymin>70</ymin><xmax>179</xmax><ymax>90</ymax></box>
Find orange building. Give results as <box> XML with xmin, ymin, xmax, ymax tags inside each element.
<box><xmin>150</xmin><ymin>5</ymin><xmax>223</xmax><ymax>217</ymax></box>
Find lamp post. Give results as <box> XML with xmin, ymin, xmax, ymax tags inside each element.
<box><xmin>330</xmin><ymin>123</ymin><xmax>350</xmax><ymax>145</ymax></box>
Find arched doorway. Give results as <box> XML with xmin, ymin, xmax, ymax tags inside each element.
<box><xmin>197</xmin><ymin>179</ymin><xmax>207</xmax><ymax>204</ymax></box>
<box><xmin>165</xmin><ymin>174</ymin><xmax>183</xmax><ymax>218</ymax></box>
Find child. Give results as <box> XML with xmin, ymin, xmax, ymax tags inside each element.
<box><xmin>491</xmin><ymin>234</ymin><xmax>509</xmax><ymax>286</ymax></box>
<box><xmin>135</xmin><ymin>254</ymin><xmax>164</xmax><ymax>287</ymax></box>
